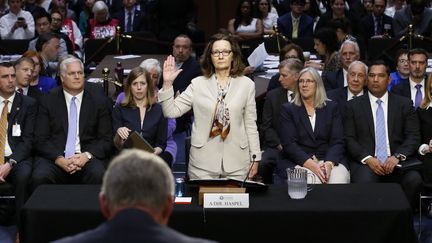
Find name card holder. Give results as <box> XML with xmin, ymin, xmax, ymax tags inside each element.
<box><xmin>203</xmin><ymin>193</ymin><xmax>249</xmax><ymax>208</ymax></box>
<box><xmin>198</xmin><ymin>186</ymin><xmax>245</xmax><ymax>205</ymax></box>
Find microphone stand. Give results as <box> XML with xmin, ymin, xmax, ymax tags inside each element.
<box><xmin>241</xmin><ymin>154</ymin><xmax>257</xmax><ymax>188</ymax></box>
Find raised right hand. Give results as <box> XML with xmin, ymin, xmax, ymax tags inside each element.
<box><xmin>162</xmin><ymin>55</ymin><xmax>182</xmax><ymax>90</ymax></box>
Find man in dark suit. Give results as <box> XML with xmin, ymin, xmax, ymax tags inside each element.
<box><xmin>166</xmin><ymin>35</ymin><xmax>201</xmax><ymax>163</ymax></box>
<box><xmin>361</xmin><ymin>0</ymin><xmax>394</xmax><ymax>40</ymax></box>
<box><xmin>31</xmin><ymin>57</ymin><xmax>112</xmax><ymax>190</ymax></box>
<box><xmin>53</xmin><ymin>149</ymin><xmax>214</xmax><ymax>243</ymax></box>
<box><xmin>324</xmin><ymin>40</ymin><xmax>360</xmax><ymax>91</ymax></box>
<box><xmin>277</xmin><ymin>0</ymin><xmax>314</xmax><ymax>40</ymax></box>
<box><xmin>391</xmin><ymin>48</ymin><xmax>427</xmax><ymax>109</ymax></box>
<box><xmin>0</xmin><ymin>62</ymin><xmax>37</xmax><ymax>231</ymax></box>
<box><xmin>259</xmin><ymin>58</ymin><xmax>303</xmax><ymax>184</ymax></box>
<box><xmin>13</xmin><ymin>57</ymin><xmax>44</xmax><ymax>102</ymax></box>
<box><xmin>272</xmin><ymin>0</ymin><xmax>289</xmax><ymax>16</ymax></box>
<box><xmin>112</xmin><ymin>0</ymin><xmax>147</xmax><ymax>33</ymax></box>
<box><xmin>36</xmin><ymin>32</ymin><xmax>61</xmax><ymax>79</ymax></box>
<box><xmin>327</xmin><ymin>60</ymin><xmax>368</xmax><ymax>115</ymax></box>
<box><xmin>344</xmin><ymin>60</ymin><xmax>422</xmax><ymax>207</ymax></box>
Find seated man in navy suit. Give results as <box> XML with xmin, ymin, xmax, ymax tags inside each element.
<box><xmin>323</xmin><ymin>40</ymin><xmax>360</xmax><ymax>91</ymax></box>
<box><xmin>0</xmin><ymin>62</ymin><xmax>37</xmax><ymax>238</ymax></box>
<box><xmin>277</xmin><ymin>0</ymin><xmax>314</xmax><ymax>39</ymax></box>
<box><xmin>344</xmin><ymin>60</ymin><xmax>422</xmax><ymax>207</ymax></box>
<box><xmin>360</xmin><ymin>0</ymin><xmax>394</xmax><ymax>40</ymax></box>
<box><xmin>31</xmin><ymin>57</ymin><xmax>113</xmax><ymax>190</ymax></box>
<box><xmin>391</xmin><ymin>48</ymin><xmax>427</xmax><ymax>109</ymax></box>
<box><xmin>53</xmin><ymin>149</ymin><xmax>214</xmax><ymax>243</ymax></box>
<box><xmin>259</xmin><ymin>58</ymin><xmax>303</xmax><ymax>184</ymax></box>
<box><xmin>327</xmin><ymin>60</ymin><xmax>368</xmax><ymax>116</ymax></box>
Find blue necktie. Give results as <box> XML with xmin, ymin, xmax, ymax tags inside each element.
<box><xmin>65</xmin><ymin>97</ymin><xmax>77</xmax><ymax>158</ymax></box>
<box><xmin>375</xmin><ymin>99</ymin><xmax>387</xmax><ymax>164</ymax></box>
<box><xmin>415</xmin><ymin>84</ymin><xmax>422</xmax><ymax>108</ymax></box>
<box><xmin>127</xmin><ymin>11</ymin><xmax>132</xmax><ymax>32</ymax></box>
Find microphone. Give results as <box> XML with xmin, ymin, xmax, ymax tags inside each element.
<box><xmin>241</xmin><ymin>154</ymin><xmax>256</xmax><ymax>188</ymax></box>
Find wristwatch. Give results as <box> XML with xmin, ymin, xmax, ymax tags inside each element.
<box><xmin>7</xmin><ymin>158</ymin><xmax>17</xmax><ymax>167</ymax></box>
<box><xmin>85</xmin><ymin>152</ymin><xmax>93</xmax><ymax>160</ymax></box>
<box><xmin>393</xmin><ymin>153</ymin><xmax>406</xmax><ymax>162</ymax></box>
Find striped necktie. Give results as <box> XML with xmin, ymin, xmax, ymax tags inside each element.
<box><xmin>375</xmin><ymin>99</ymin><xmax>387</xmax><ymax>164</ymax></box>
<box><xmin>0</xmin><ymin>100</ymin><xmax>8</xmax><ymax>164</ymax></box>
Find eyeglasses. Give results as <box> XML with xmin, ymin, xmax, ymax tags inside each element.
<box><xmin>211</xmin><ymin>50</ymin><xmax>232</xmax><ymax>57</ymax></box>
<box><xmin>398</xmin><ymin>59</ymin><xmax>408</xmax><ymax>64</ymax></box>
<box><xmin>299</xmin><ymin>79</ymin><xmax>315</xmax><ymax>85</ymax></box>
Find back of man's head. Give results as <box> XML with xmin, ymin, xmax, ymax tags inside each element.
<box><xmin>100</xmin><ymin>149</ymin><xmax>175</xmax><ymax>220</ymax></box>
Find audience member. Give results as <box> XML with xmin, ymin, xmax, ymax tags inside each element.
<box><xmin>327</xmin><ymin>60</ymin><xmax>368</xmax><ymax>115</ymax></box>
<box><xmin>112</xmin><ymin>67</ymin><xmax>170</xmax><ymax>165</ymax></box>
<box><xmin>315</xmin><ymin>0</ymin><xmax>359</xmax><ymax>36</ymax></box>
<box><xmin>272</xmin><ymin>0</ymin><xmax>289</xmax><ymax>16</ymax></box>
<box><xmin>391</xmin><ymin>48</ymin><xmax>427</xmax><ymax>108</ymax></box>
<box><xmin>0</xmin><ymin>0</ymin><xmax>8</xmax><ymax>18</ymax></box>
<box><xmin>228</xmin><ymin>0</ymin><xmax>263</xmax><ymax>42</ymax></box>
<box><xmin>28</xmin><ymin>11</ymin><xmax>71</xmax><ymax>61</ymax></box>
<box><xmin>256</xmin><ymin>0</ymin><xmax>278</xmax><ymax>34</ymax></box>
<box><xmin>53</xmin><ymin>149</ymin><xmax>215</xmax><ymax>243</ymax></box>
<box><xmin>329</xmin><ymin>17</ymin><xmax>357</xmax><ymax>43</ymax></box>
<box><xmin>22</xmin><ymin>0</ymin><xmax>45</xmax><ymax>16</ymax></box>
<box><xmin>277</xmin><ymin>0</ymin><xmax>313</xmax><ymax>40</ymax></box>
<box><xmin>0</xmin><ymin>62</ymin><xmax>36</xmax><ymax>240</ymax></box>
<box><xmin>87</xmin><ymin>0</ymin><xmax>119</xmax><ymax>40</ymax></box>
<box><xmin>306</xmin><ymin>28</ymin><xmax>339</xmax><ymax>73</ymax></box>
<box><xmin>260</xmin><ymin>58</ymin><xmax>303</xmax><ymax>184</ymax></box>
<box><xmin>35</xmin><ymin>32</ymin><xmax>61</xmax><ymax>78</ymax></box>
<box><xmin>78</xmin><ymin>0</ymin><xmax>95</xmax><ymax>37</ymax></box>
<box><xmin>361</xmin><ymin>0</ymin><xmax>394</xmax><ymax>40</ymax></box>
<box><xmin>13</xmin><ymin>57</ymin><xmax>44</xmax><ymax>102</ymax></box>
<box><xmin>278</xmin><ymin>67</ymin><xmax>350</xmax><ymax>184</ymax></box>
<box><xmin>417</xmin><ymin>74</ymin><xmax>432</xmax><ymax>183</ymax></box>
<box><xmin>0</xmin><ymin>0</ymin><xmax>35</xmax><ymax>39</ymax></box>
<box><xmin>393</xmin><ymin>0</ymin><xmax>432</xmax><ymax>37</ymax></box>
<box><xmin>388</xmin><ymin>48</ymin><xmax>409</xmax><ymax>90</ymax></box>
<box><xmin>31</xmin><ymin>57</ymin><xmax>112</xmax><ymax>190</ymax></box>
<box><xmin>344</xmin><ymin>60</ymin><xmax>422</xmax><ymax>208</ymax></box>
<box><xmin>51</xmin><ymin>8</ymin><xmax>83</xmax><ymax>55</ymax></box>
<box><xmin>22</xmin><ymin>50</ymin><xmax>57</xmax><ymax>94</ymax></box>
<box><xmin>159</xmin><ymin>33</ymin><xmax>261</xmax><ymax>180</ymax></box>
<box><xmin>324</xmin><ymin>40</ymin><xmax>360</xmax><ymax>90</ymax></box>
<box><xmin>267</xmin><ymin>43</ymin><xmax>305</xmax><ymax>91</ymax></box>
<box><xmin>112</xmin><ymin>0</ymin><xmax>147</xmax><ymax>33</ymax></box>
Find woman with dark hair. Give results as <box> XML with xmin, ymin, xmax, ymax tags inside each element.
<box><xmin>256</xmin><ymin>0</ymin><xmax>278</xmax><ymax>34</ymax></box>
<box><xmin>79</xmin><ymin>0</ymin><xmax>95</xmax><ymax>37</ymax></box>
<box><xmin>315</xmin><ymin>0</ymin><xmax>359</xmax><ymax>36</ymax></box>
<box><xmin>306</xmin><ymin>28</ymin><xmax>339</xmax><ymax>73</ymax></box>
<box><xmin>159</xmin><ymin>33</ymin><xmax>261</xmax><ymax>180</ymax></box>
<box><xmin>277</xmin><ymin>67</ymin><xmax>349</xmax><ymax>184</ymax></box>
<box><xmin>329</xmin><ymin>17</ymin><xmax>356</xmax><ymax>43</ymax></box>
<box><xmin>228</xmin><ymin>0</ymin><xmax>263</xmax><ymax>42</ymax></box>
<box><xmin>112</xmin><ymin>67</ymin><xmax>170</xmax><ymax>165</ymax></box>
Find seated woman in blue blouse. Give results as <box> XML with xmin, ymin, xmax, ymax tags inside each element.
<box><xmin>112</xmin><ymin>67</ymin><xmax>169</xmax><ymax>165</ymax></box>
<box><xmin>277</xmin><ymin>67</ymin><xmax>350</xmax><ymax>184</ymax></box>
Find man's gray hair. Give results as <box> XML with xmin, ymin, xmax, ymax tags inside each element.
<box><xmin>278</xmin><ymin>58</ymin><xmax>303</xmax><ymax>74</ymax></box>
<box><xmin>140</xmin><ymin>58</ymin><xmax>162</xmax><ymax>77</ymax></box>
<box><xmin>101</xmin><ymin>149</ymin><xmax>175</xmax><ymax>212</ymax></box>
<box><xmin>59</xmin><ymin>56</ymin><xmax>83</xmax><ymax>76</ymax></box>
<box><xmin>348</xmin><ymin>60</ymin><xmax>368</xmax><ymax>74</ymax></box>
<box><xmin>339</xmin><ymin>40</ymin><xmax>360</xmax><ymax>54</ymax></box>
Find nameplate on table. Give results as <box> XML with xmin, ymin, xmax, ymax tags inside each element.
<box><xmin>203</xmin><ymin>193</ymin><xmax>249</xmax><ymax>208</ymax></box>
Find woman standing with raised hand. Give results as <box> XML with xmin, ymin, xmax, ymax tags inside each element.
<box><xmin>159</xmin><ymin>33</ymin><xmax>261</xmax><ymax>180</ymax></box>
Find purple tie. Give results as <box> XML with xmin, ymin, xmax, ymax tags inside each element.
<box><xmin>65</xmin><ymin>97</ymin><xmax>77</xmax><ymax>158</ymax></box>
<box><xmin>415</xmin><ymin>84</ymin><xmax>422</xmax><ymax>108</ymax></box>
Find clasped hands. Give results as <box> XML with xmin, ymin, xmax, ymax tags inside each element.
<box><xmin>365</xmin><ymin>156</ymin><xmax>399</xmax><ymax>176</ymax></box>
<box><xmin>303</xmin><ymin>159</ymin><xmax>333</xmax><ymax>183</ymax></box>
<box><xmin>55</xmin><ymin>154</ymin><xmax>89</xmax><ymax>174</ymax></box>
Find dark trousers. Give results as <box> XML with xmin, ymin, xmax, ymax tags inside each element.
<box><xmin>350</xmin><ymin>161</ymin><xmax>423</xmax><ymax>209</ymax></box>
<box><xmin>259</xmin><ymin>147</ymin><xmax>281</xmax><ymax>184</ymax></box>
<box><xmin>31</xmin><ymin>157</ymin><xmax>106</xmax><ymax>192</ymax></box>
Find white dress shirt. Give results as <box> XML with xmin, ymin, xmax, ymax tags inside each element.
<box><xmin>0</xmin><ymin>10</ymin><xmax>34</xmax><ymax>39</ymax></box>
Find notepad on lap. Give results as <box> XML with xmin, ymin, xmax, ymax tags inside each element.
<box><xmin>123</xmin><ymin>131</ymin><xmax>155</xmax><ymax>153</ymax></box>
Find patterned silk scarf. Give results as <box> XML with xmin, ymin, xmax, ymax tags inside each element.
<box><xmin>209</xmin><ymin>79</ymin><xmax>231</xmax><ymax>140</ymax></box>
